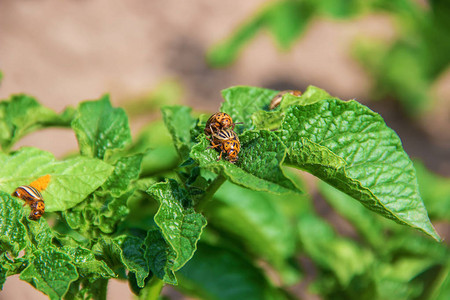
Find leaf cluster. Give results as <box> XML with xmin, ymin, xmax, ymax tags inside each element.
<box><xmin>0</xmin><ymin>85</ymin><xmax>447</xmax><ymax>300</ymax></box>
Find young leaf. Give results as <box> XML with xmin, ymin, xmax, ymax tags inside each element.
<box><xmin>20</xmin><ymin>247</ymin><xmax>79</xmax><ymax>300</ymax></box>
<box><xmin>71</xmin><ymin>95</ymin><xmax>131</xmax><ymax>160</ymax></box>
<box><xmin>0</xmin><ymin>192</ymin><xmax>27</xmax><ymax>256</ymax></box>
<box><xmin>190</xmin><ymin>130</ymin><xmax>301</xmax><ymax>195</ymax></box>
<box><xmin>177</xmin><ymin>243</ymin><xmax>290</xmax><ymax>300</ymax></box>
<box><xmin>101</xmin><ymin>154</ymin><xmax>143</xmax><ymax>197</ymax></box>
<box><xmin>0</xmin><ymin>147</ymin><xmax>114</xmax><ymax>212</ymax></box>
<box><xmin>61</xmin><ymin>246</ymin><xmax>116</xmax><ymax>281</ymax></box>
<box><xmin>279</xmin><ymin>96</ymin><xmax>440</xmax><ymax>240</ymax></box>
<box><xmin>147</xmin><ymin>180</ymin><xmax>207</xmax><ymax>271</ymax></box>
<box><xmin>0</xmin><ymin>94</ymin><xmax>74</xmax><ymax>150</ymax></box>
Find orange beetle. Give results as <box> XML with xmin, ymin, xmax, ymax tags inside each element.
<box><xmin>208</xmin><ymin>129</ymin><xmax>240</xmax><ymax>163</ymax></box>
<box><xmin>204</xmin><ymin>112</ymin><xmax>238</xmax><ymax>136</ymax></box>
<box><xmin>269</xmin><ymin>90</ymin><xmax>302</xmax><ymax>110</ymax></box>
<box><xmin>11</xmin><ymin>175</ymin><xmax>50</xmax><ymax>220</ymax></box>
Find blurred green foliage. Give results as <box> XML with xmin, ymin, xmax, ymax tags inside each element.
<box><xmin>208</xmin><ymin>0</ymin><xmax>450</xmax><ymax>115</ymax></box>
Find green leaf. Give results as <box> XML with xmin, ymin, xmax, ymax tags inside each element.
<box><xmin>414</xmin><ymin>161</ymin><xmax>450</xmax><ymax>221</ymax></box>
<box><xmin>22</xmin><ymin>216</ymin><xmax>55</xmax><ymax>249</ymax></box>
<box><xmin>210</xmin><ymin>181</ymin><xmax>299</xmax><ymax>284</ymax></box>
<box><xmin>221</xmin><ymin>86</ymin><xmax>278</xmax><ymax>131</ymax></box>
<box><xmin>0</xmin><ymin>192</ymin><xmax>27</xmax><ymax>255</ymax></box>
<box><xmin>0</xmin><ymin>94</ymin><xmax>74</xmax><ymax>150</ymax></box>
<box><xmin>71</xmin><ymin>95</ymin><xmax>131</xmax><ymax>160</ymax></box>
<box><xmin>116</xmin><ymin>236</ymin><xmax>149</xmax><ymax>288</ymax></box>
<box><xmin>20</xmin><ymin>247</ymin><xmax>79</xmax><ymax>300</ymax></box>
<box><xmin>147</xmin><ymin>180</ymin><xmax>207</xmax><ymax>271</ymax></box>
<box><xmin>177</xmin><ymin>243</ymin><xmax>289</xmax><ymax>300</ymax></box>
<box><xmin>0</xmin><ymin>147</ymin><xmax>114</xmax><ymax>212</ymax></box>
<box><xmin>143</xmin><ymin>229</ymin><xmax>177</xmax><ymax>285</ymax></box>
<box><xmin>62</xmin><ymin>246</ymin><xmax>116</xmax><ymax>281</ymax></box>
<box><xmin>191</xmin><ymin>130</ymin><xmax>301</xmax><ymax>195</ymax></box>
<box><xmin>161</xmin><ymin>106</ymin><xmax>197</xmax><ymax>160</ymax></box>
<box><xmin>278</xmin><ymin>96</ymin><xmax>440</xmax><ymax>240</ymax></box>
<box><xmin>102</xmin><ymin>154</ymin><xmax>143</xmax><ymax>197</ymax></box>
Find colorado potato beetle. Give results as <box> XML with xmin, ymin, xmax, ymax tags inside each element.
<box><xmin>208</xmin><ymin>129</ymin><xmax>240</xmax><ymax>163</ymax></box>
<box><xmin>269</xmin><ymin>90</ymin><xmax>302</xmax><ymax>110</ymax></box>
<box><xmin>204</xmin><ymin>112</ymin><xmax>239</xmax><ymax>136</ymax></box>
<box><xmin>11</xmin><ymin>175</ymin><xmax>50</xmax><ymax>220</ymax></box>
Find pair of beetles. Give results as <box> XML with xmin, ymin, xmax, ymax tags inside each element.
<box><xmin>204</xmin><ymin>112</ymin><xmax>241</xmax><ymax>163</ymax></box>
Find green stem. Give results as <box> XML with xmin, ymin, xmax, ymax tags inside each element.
<box><xmin>140</xmin><ymin>276</ymin><xmax>164</xmax><ymax>300</ymax></box>
<box><xmin>196</xmin><ymin>174</ymin><xmax>226</xmax><ymax>212</ymax></box>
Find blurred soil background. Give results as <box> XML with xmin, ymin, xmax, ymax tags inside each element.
<box><xmin>0</xmin><ymin>0</ymin><xmax>448</xmax><ymax>299</ymax></box>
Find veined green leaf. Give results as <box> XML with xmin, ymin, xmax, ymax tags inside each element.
<box><xmin>116</xmin><ymin>236</ymin><xmax>149</xmax><ymax>288</ymax></box>
<box><xmin>143</xmin><ymin>229</ymin><xmax>177</xmax><ymax>285</ymax></box>
<box><xmin>0</xmin><ymin>192</ymin><xmax>27</xmax><ymax>255</ymax></box>
<box><xmin>0</xmin><ymin>147</ymin><xmax>114</xmax><ymax>212</ymax></box>
<box><xmin>0</xmin><ymin>94</ymin><xmax>74</xmax><ymax>150</ymax></box>
<box><xmin>62</xmin><ymin>246</ymin><xmax>116</xmax><ymax>281</ymax></box>
<box><xmin>147</xmin><ymin>180</ymin><xmax>207</xmax><ymax>271</ymax></box>
<box><xmin>20</xmin><ymin>247</ymin><xmax>79</xmax><ymax>300</ymax></box>
<box><xmin>177</xmin><ymin>243</ymin><xmax>289</xmax><ymax>300</ymax></box>
<box><xmin>191</xmin><ymin>130</ymin><xmax>301</xmax><ymax>195</ymax></box>
<box><xmin>71</xmin><ymin>95</ymin><xmax>131</xmax><ymax>160</ymax></box>
<box><xmin>102</xmin><ymin>154</ymin><xmax>143</xmax><ymax>197</ymax></box>
<box><xmin>278</xmin><ymin>95</ymin><xmax>439</xmax><ymax>240</ymax></box>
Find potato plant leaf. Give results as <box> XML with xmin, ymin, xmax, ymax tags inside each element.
<box><xmin>116</xmin><ymin>236</ymin><xmax>149</xmax><ymax>288</ymax></box>
<box><xmin>0</xmin><ymin>147</ymin><xmax>114</xmax><ymax>212</ymax></box>
<box><xmin>20</xmin><ymin>247</ymin><xmax>79</xmax><ymax>300</ymax></box>
<box><xmin>61</xmin><ymin>246</ymin><xmax>116</xmax><ymax>281</ymax></box>
<box><xmin>101</xmin><ymin>154</ymin><xmax>143</xmax><ymax>197</ymax></box>
<box><xmin>278</xmin><ymin>95</ymin><xmax>439</xmax><ymax>240</ymax></box>
<box><xmin>0</xmin><ymin>94</ymin><xmax>74</xmax><ymax>150</ymax></box>
<box><xmin>0</xmin><ymin>192</ymin><xmax>27</xmax><ymax>255</ymax></box>
<box><xmin>190</xmin><ymin>130</ymin><xmax>301</xmax><ymax>195</ymax></box>
<box><xmin>143</xmin><ymin>229</ymin><xmax>177</xmax><ymax>285</ymax></box>
<box><xmin>71</xmin><ymin>95</ymin><xmax>131</xmax><ymax>160</ymax></box>
<box><xmin>147</xmin><ymin>180</ymin><xmax>207</xmax><ymax>272</ymax></box>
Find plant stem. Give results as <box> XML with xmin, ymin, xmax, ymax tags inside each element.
<box><xmin>140</xmin><ymin>277</ymin><xmax>164</xmax><ymax>300</ymax></box>
<box><xmin>196</xmin><ymin>174</ymin><xmax>226</xmax><ymax>212</ymax></box>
